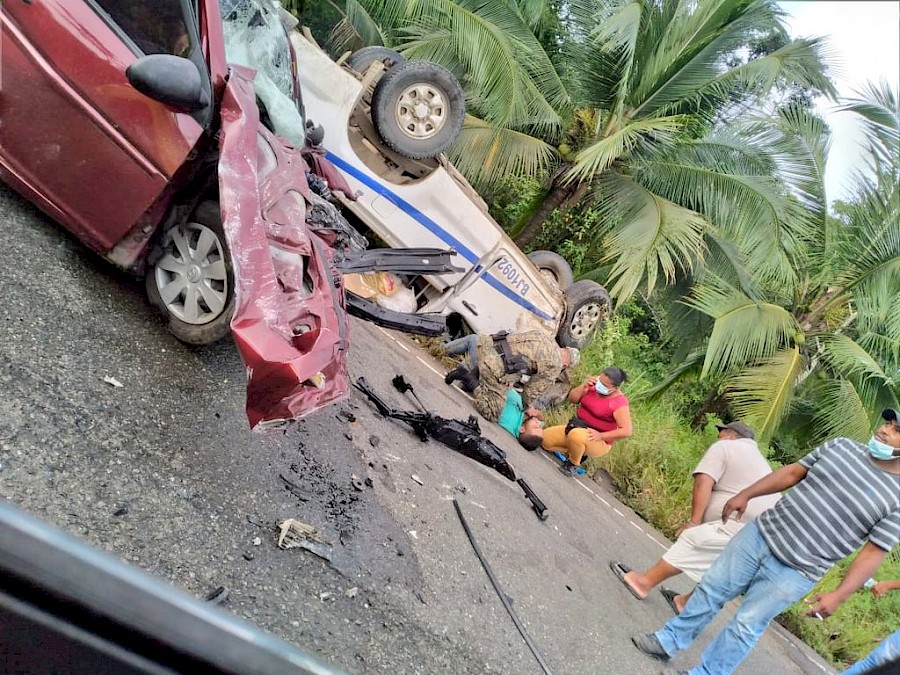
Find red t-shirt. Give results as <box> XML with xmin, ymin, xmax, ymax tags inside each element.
<box><xmin>576</xmin><ymin>389</ymin><xmax>629</xmax><ymax>437</ymax></box>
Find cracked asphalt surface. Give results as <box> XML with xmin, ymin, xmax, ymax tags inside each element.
<box><xmin>0</xmin><ymin>183</ymin><xmax>836</xmax><ymax>674</ymax></box>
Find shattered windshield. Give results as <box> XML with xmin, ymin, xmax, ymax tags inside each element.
<box><xmin>219</xmin><ymin>0</ymin><xmax>306</xmax><ymax>145</ymax></box>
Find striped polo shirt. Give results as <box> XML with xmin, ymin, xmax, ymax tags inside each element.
<box><xmin>756</xmin><ymin>437</ymin><xmax>900</xmax><ymax>580</ymax></box>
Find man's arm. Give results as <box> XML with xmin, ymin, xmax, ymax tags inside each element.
<box><xmin>872</xmin><ymin>580</ymin><xmax>900</xmax><ymax>598</ymax></box>
<box><xmin>806</xmin><ymin>542</ymin><xmax>890</xmax><ymax>618</ymax></box>
<box><xmin>722</xmin><ymin>462</ymin><xmax>808</xmax><ymax>521</ymax></box>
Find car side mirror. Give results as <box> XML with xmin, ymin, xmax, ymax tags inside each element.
<box><xmin>126</xmin><ymin>54</ymin><xmax>209</xmax><ymax>111</ymax></box>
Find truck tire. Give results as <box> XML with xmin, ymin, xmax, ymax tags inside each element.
<box><xmin>145</xmin><ymin>201</ymin><xmax>235</xmax><ymax>345</ymax></box>
<box><xmin>557</xmin><ymin>280</ymin><xmax>611</xmax><ymax>348</ymax></box>
<box><xmin>527</xmin><ymin>250</ymin><xmax>574</xmax><ymax>290</ymax></box>
<box><xmin>371</xmin><ymin>60</ymin><xmax>465</xmax><ymax>159</ymax></box>
<box><xmin>346</xmin><ymin>46</ymin><xmax>406</xmax><ymax>73</ymax></box>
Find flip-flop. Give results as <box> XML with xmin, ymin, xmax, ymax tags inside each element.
<box><xmin>609</xmin><ymin>560</ymin><xmax>644</xmax><ymax>601</ymax></box>
<box><xmin>660</xmin><ymin>587</ymin><xmax>681</xmax><ymax>614</ymax></box>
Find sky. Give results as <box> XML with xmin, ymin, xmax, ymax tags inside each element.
<box><xmin>778</xmin><ymin>1</ymin><xmax>900</xmax><ymax>203</ymax></box>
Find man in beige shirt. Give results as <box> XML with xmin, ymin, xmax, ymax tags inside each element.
<box><xmin>609</xmin><ymin>421</ymin><xmax>780</xmax><ymax>613</ymax></box>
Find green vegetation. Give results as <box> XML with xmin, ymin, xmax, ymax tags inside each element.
<box><xmin>292</xmin><ymin>0</ymin><xmax>898</xmax><ymax>667</ymax></box>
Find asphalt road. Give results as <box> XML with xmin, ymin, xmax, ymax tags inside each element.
<box><xmin>0</xmin><ymin>183</ymin><xmax>836</xmax><ymax>674</ymax></box>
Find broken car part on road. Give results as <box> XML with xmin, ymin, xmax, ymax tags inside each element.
<box><xmin>453</xmin><ymin>500</ymin><xmax>554</xmax><ymax>675</ymax></box>
<box><xmin>354</xmin><ymin>377</ymin><xmax>517</xmax><ymax>481</ymax></box>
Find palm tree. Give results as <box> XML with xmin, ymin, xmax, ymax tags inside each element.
<box><xmin>324</xmin><ymin>0</ymin><xmax>835</xmax><ymax>303</ymax></box>
<box><xmin>652</xmin><ymin>83</ymin><xmax>899</xmax><ymax>445</ymax></box>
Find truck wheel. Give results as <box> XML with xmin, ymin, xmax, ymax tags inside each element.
<box><xmin>371</xmin><ymin>60</ymin><xmax>465</xmax><ymax>159</ymax></box>
<box><xmin>557</xmin><ymin>280</ymin><xmax>611</xmax><ymax>348</ymax></box>
<box><xmin>527</xmin><ymin>250</ymin><xmax>574</xmax><ymax>290</ymax></box>
<box><xmin>346</xmin><ymin>46</ymin><xmax>406</xmax><ymax>73</ymax></box>
<box><xmin>145</xmin><ymin>201</ymin><xmax>235</xmax><ymax>345</ymax></box>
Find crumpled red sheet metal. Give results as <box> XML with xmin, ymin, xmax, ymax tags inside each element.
<box><xmin>301</xmin><ymin>146</ymin><xmax>356</xmax><ymax>201</ymax></box>
<box><xmin>217</xmin><ymin>66</ymin><xmax>349</xmax><ymax>429</ymax></box>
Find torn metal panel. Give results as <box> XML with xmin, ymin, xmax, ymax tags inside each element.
<box><xmin>334</xmin><ymin>248</ymin><xmax>462</xmax><ymax>275</ymax></box>
<box><xmin>345</xmin><ymin>294</ymin><xmax>447</xmax><ymax>336</ymax></box>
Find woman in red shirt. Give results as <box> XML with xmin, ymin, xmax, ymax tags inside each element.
<box><xmin>543</xmin><ymin>366</ymin><xmax>632</xmax><ymax>477</ymax></box>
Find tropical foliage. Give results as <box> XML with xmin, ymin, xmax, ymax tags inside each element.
<box><xmin>651</xmin><ymin>82</ymin><xmax>900</xmax><ymax>445</ymax></box>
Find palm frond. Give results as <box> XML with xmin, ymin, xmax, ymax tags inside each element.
<box><xmin>726</xmin><ymin>347</ymin><xmax>805</xmax><ymax>442</ymax></box>
<box><xmin>817</xmin><ymin>333</ymin><xmax>895</xmax><ymax>402</ymax></box>
<box><xmin>445</xmin><ymin>114</ymin><xmax>558</xmax><ymax>182</ymax></box>
<box><xmin>567</xmin><ymin>114</ymin><xmax>690</xmax><ymax>182</ymax></box>
<box><xmin>595</xmin><ymin>175</ymin><xmax>708</xmax><ymax>300</ymax></box>
<box><xmin>683</xmin><ymin>274</ymin><xmax>799</xmax><ymax>377</ymax></box>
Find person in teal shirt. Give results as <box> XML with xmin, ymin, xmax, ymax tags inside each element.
<box><xmin>497</xmin><ymin>388</ymin><xmax>545</xmax><ymax>451</ymax></box>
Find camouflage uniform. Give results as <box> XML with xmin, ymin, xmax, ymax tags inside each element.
<box><xmin>472</xmin><ymin>330</ymin><xmax>563</xmax><ymax>421</ymax></box>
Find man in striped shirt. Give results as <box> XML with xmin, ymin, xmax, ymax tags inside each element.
<box><xmin>632</xmin><ymin>408</ymin><xmax>900</xmax><ymax>675</ymax></box>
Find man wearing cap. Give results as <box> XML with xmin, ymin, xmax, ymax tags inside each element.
<box><xmin>442</xmin><ymin>330</ymin><xmax>579</xmax><ymax>422</ymax></box>
<box><xmin>632</xmin><ymin>409</ymin><xmax>900</xmax><ymax>675</ymax></box>
<box><xmin>610</xmin><ymin>421</ymin><xmax>780</xmax><ymax>613</ymax></box>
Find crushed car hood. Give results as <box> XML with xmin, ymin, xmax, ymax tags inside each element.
<box><xmin>217</xmin><ymin>66</ymin><xmax>349</xmax><ymax>429</ymax></box>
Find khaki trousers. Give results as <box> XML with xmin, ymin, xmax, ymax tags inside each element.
<box><xmin>542</xmin><ymin>424</ymin><xmax>611</xmax><ymax>465</ymax></box>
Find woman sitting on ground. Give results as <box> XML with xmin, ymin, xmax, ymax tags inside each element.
<box><xmin>543</xmin><ymin>366</ymin><xmax>632</xmax><ymax>477</ymax></box>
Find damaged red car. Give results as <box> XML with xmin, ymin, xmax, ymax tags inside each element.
<box><xmin>1</xmin><ymin>0</ymin><xmax>365</xmax><ymax>428</ymax></box>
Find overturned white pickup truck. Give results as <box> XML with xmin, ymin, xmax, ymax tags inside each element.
<box><xmin>291</xmin><ymin>30</ymin><xmax>611</xmax><ymax>348</ymax></box>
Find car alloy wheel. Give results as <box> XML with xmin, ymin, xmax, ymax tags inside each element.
<box><xmin>153</xmin><ymin>220</ymin><xmax>228</xmax><ymax>325</ymax></box>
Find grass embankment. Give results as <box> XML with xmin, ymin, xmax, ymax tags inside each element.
<box><xmin>555</xmin><ymin>318</ymin><xmax>900</xmax><ymax>670</ymax></box>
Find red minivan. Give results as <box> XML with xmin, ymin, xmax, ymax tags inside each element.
<box><xmin>1</xmin><ymin>0</ymin><xmax>356</xmax><ymax>428</ymax></box>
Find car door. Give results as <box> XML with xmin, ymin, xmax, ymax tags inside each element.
<box><xmin>0</xmin><ymin>0</ymin><xmax>211</xmax><ymax>252</ymax></box>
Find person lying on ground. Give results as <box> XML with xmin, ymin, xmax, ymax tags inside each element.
<box><xmin>441</xmin><ymin>330</ymin><xmax>579</xmax><ymax>422</ymax></box>
<box><xmin>631</xmin><ymin>408</ymin><xmax>900</xmax><ymax>675</ymax></box>
<box><xmin>842</xmin><ymin>578</ymin><xmax>900</xmax><ymax>674</ymax></box>
<box><xmin>609</xmin><ymin>421</ymin><xmax>780</xmax><ymax>613</ymax></box>
<box><xmin>496</xmin><ymin>387</ymin><xmax>545</xmax><ymax>451</ymax></box>
<box><xmin>542</xmin><ymin>366</ymin><xmax>632</xmax><ymax>477</ymax></box>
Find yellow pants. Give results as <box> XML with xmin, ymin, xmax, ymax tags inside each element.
<box><xmin>542</xmin><ymin>425</ymin><xmax>611</xmax><ymax>466</ymax></box>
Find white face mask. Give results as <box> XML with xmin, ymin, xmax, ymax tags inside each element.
<box><xmin>867</xmin><ymin>436</ymin><xmax>899</xmax><ymax>460</ymax></box>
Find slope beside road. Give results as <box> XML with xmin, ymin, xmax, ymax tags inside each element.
<box><xmin>0</xmin><ymin>184</ymin><xmax>835</xmax><ymax>674</ymax></box>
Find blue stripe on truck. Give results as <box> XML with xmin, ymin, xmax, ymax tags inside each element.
<box><xmin>324</xmin><ymin>151</ymin><xmax>555</xmax><ymax>322</ymax></box>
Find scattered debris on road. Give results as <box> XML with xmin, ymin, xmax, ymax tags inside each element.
<box><xmin>353</xmin><ymin>377</ymin><xmax>516</xmax><ymax>481</ymax></box>
<box><xmin>102</xmin><ymin>375</ymin><xmax>123</xmax><ymax>388</ymax></box>
<box><xmin>411</xmin><ymin>474</ymin><xmax>424</xmax><ymax>486</ymax></box>
<box><xmin>276</xmin><ymin>518</ymin><xmax>333</xmax><ymax>562</ymax></box>
<box><xmin>204</xmin><ymin>586</ymin><xmax>229</xmax><ymax>605</ymax></box>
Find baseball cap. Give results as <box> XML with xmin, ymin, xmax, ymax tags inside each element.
<box><xmin>566</xmin><ymin>347</ymin><xmax>581</xmax><ymax>368</ymax></box>
<box><xmin>715</xmin><ymin>421</ymin><xmax>756</xmax><ymax>440</ymax></box>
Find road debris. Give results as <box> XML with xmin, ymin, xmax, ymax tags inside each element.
<box><xmin>277</xmin><ymin>518</ymin><xmax>333</xmax><ymax>562</ymax></box>
<box><xmin>345</xmin><ymin>587</ymin><xmax>359</xmax><ymax>598</ymax></box>
<box><xmin>351</xmin><ymin>474</ymin><xmax>365</xmax><ymax>491</ymax></box>
<box><xmin>411</xmin><ymin>474</ymin><xmax>424</xmax><ymax>485</ymax></box>
<box><xmin>369</xmin><ymin>435</ymin><xmax>380</xmax><ymax>447</ymax></box>
<box><xmin>102</xmin><ymin>375</ymin><xmax>123</xmax><ymax>388</ymax></box>
<box><xmin>204</xmin><ymin>586</ymin><xmax>229</xmax><ymax>605</ymax></box>
<box><xmin>453</xmin><ymin>500</ymin><xmax>554</xmax><ymax>675</ymax></box>
<box><xmin>354</xmin><ymin>377</ymin><xmax>516</xmax><ymax>481</ymax></box>
<box><xmin>252</xmin><ymin>537</ymin><xmax>262</xmax><ymax>546</ymax></box>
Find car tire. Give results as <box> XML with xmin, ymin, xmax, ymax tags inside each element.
<box><xmin>527</xmin><ymin>250</ymin><xmax>574</xmax><ymax>290</ymax></box>
<box><xmin>145</xmin><ymin>201</ymin><xmax>235</xmax><ymax>345</ymax></box>
<box><xmin>346</xmin><ymin>46</ymin><xmax>406</xmax><ymax>73</ymax></box>
<box><xmin>557</xmin><ymin>280</ymin><xmax>611</xmax><ymax>348</ymax></box>
<box><xmin>371</xmin><ymin>60</ymin><xmax>465</xmax><ymax>159</ymax></box>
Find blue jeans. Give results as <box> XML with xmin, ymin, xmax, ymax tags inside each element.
<box><xmin>843</xmin><ymin>630</ymin><xmax>900</xmax><ymax>674</ymax></box>
<box><xmin>654</xmin><ymin>520</ymin><xmax>816</xmax><ymax>675</ymax></box>
<box><xmin>443</xmin><ymin>335</ymin><xmax>479</xmax><ymax>369</ymax></box>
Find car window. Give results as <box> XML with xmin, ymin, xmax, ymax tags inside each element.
<box><xmin>219</xmin><ymin>0</ymin><xmax>306</xmax><ymax>145</ymax></box>
<box><xmin>91</xmin><ymin>0</ymin><xmax>193</xmax><ymax>57</ymax></box>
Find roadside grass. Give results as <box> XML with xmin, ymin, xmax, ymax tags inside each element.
<box><xmin>548</xmin><ymin>315</ymin><xmax>899</xmax><ymax>668</ymax></box>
